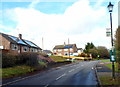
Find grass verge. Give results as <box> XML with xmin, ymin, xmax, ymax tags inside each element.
<box><xmin>50</xmin><ymin>55</ymin><xmax>67</xmax><ymax>62</ymax></box>
<box><xmin>2</xmin><ymin>65</ymin><xmax>35</xmax><ymax>79</ymax></box>
<box><xmin>98</xmin><ymin>59</ymin><xmax>120</xmax><ymax>85</ymax></box>
<box><xmin>100</xmin><ymin>59</ymin><xmax>110</xmax><ymax>62</ymax></box>
<box><xmin>100</xmin><ymin>59</ymin><xmax>118</xmax><ymax>72</ymax></box>
<box><xmin>105</xmin><ymin>63</ymin><xmax>118</xmax><ymax>72</ymax></box>
<box><xmin>99</xmin><ymin>77</ymin><xmax>119</xmax><ymax>85</ymax></box>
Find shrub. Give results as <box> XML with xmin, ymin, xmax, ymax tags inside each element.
<box><xmin>17</xmin><ymin>52</ymin><xmax>39</xmax><ymax>67</ymax></box>
<box><xmin>78</xmin><ymin>53</ymin><xmax>86</xmax><ymax>57</ymax></box>
<box><xmin>2</xmin><ymin>52</ymin><xmax>48</xmax><ymax>69</ymax></box>
<box><xmin>37</xmin><ymin>52</ymin><xmax>48</xmax><ymax>57</ymax></box>
<box><xmin>2</xmin><ymin>53</ymin><xmax>17</xmax><ymax>68</ymax></box>
<box><xmin>38</xmin><ymin>61</ymin><xmax>47</xmax><ymax>69</ymax></box>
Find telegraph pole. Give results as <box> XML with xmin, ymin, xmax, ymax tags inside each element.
<box><xmin>68</xmin><ymin>38</ymin><xmax>70</xmax><ymax>59</ymax></box>
<box><xmin>42</xmin><ymin>37</ymin><xmax>44</xmax><ymax>51</ymax></box>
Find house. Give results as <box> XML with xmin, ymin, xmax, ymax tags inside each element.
<box><xmin>43</xmin><ymin>50</ymin><xmax>53</xmax><ymax>56</ymax></box>
<box><xmin>0</xmin><ymin>32</ymin><xmax>42</xmax><ymax>53</ymax></box>
<box><xmin>53</xmin><ymin>44</ymin><xmax>78</xmax><ymax>56</ymax></box>
<box><xmin>77</xmin><ymin>48</ymin><xmax>83</xmax><ymax>54</ymax></box>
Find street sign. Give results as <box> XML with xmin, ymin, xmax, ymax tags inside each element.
<box><xmin>110</xmin><ymin>49</ymin><xmax>116</xmax><ymax>62</ymax></box>
<box><xmin>106</xmin><ymin>28</ymin><xmax>111</xmax><ymax>37</ymax></box>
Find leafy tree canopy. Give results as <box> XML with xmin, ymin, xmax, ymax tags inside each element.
<box><xmin>84</xmin><ymin>42</ymin><xmax>95</xmax><ymax>53</ymax></box>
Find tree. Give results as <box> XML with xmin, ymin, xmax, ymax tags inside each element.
<box><xmin>84</xmin><ymin>42</ymin><xmax>95</xmax><ymax>53</ymax></box>
<box><xmin>89</xmin><ymin>48</ymin><xmax>98</xmax><ymax>58</ymax></box>
<box><xmin>115</xmin><ymin>26</ymin><xmax>120</xmax><ymax>70</ymax></box>
<box><xmin>83</xmin><ymin>42</ymin><xmax>110</xmax><ymax>59</ymax></box>
<box><xmin>97</xmin><ymin>46</ymin><xmax>110</xmax><ymax>58</ymax></box>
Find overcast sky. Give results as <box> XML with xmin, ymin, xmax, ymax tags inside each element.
<box><xmin>0</xmin><ymin>0</ymin><xmax>119</xmax><ymax>50</ymax></box>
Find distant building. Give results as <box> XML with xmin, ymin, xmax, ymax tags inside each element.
<box><xmin>53</xmin><ymin>44</ymin><xmax>78</xmax><ymax>56</ymax></box>
<box><xmin>0</xmin><ymin>32</ymin><xmax>42</xmax><ymax>53</ymax></box>
<box><xmin>43</xmin><ymin>50</ymin><xmax>53</xmax><ymax>56</ymax></box>
<box><xmin>77</xmin><ymin>48</ymin><xmax>83</xmax><ymax>54</ymax></box>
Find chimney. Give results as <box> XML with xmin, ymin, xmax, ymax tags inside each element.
<box><xmin>64</xmin><ymin>42</ymin><xmax>66</xmax><ymax>46</ymax></box>
<box><xmin>19</xmin><ymin>34</ymin><xmax>22</xmax><ymax>39</ymax></box>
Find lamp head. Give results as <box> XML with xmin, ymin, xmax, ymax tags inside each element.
<box><xmin>107</xmin><ymin>2</ymin><xmax>114</xmax><ymax>12</ymax></box>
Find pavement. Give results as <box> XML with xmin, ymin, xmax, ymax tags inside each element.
<box><xmin>96</xmin><ymin>62</ymin><xmax>112</xmax><ymax>77</ymax></box>
<box><xmin>96</xmin><ymin>61</ymin><xmax>120</xmax><ymax>86</ymax></box>
<box><xmin>2</xmin><ymin>61</ymin><xmax>99</xmax><ymax>86</ymax></box>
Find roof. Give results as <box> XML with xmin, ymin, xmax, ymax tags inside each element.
<box><xmin>53</xmin><ymin>44</ymin><xmax>76</xmax><ymax>49</ymax></box>
<box><xmin>8</xmin><ymin>35</ymin><xmax>27</xmax><ymax>45</ymax></box>
<box><xmin>43</xmin><ymin>50</ymin><xmax>52</xmax><ymax>54</ymax></box>
<box><xmin>0</xmin><ymin>32</ymin><xmax>42</xmax><ymax>49</ymax></box>
<box><xmin>77</xmin><ymin>48</ymin><xmax>83</xmax><ymax>50</ymax></box>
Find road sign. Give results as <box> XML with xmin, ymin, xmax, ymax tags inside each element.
<box><xmin>106</xmin><ymin>28</ymin><xmax>111</xmax><ymax>37</ymax></box>
<box><xmin>110</xmin><ymin>49</ymin><xmax>116</xmax><ymax>62</ymax></box>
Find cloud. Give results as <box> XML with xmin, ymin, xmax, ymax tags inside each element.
<box><xmin>3</xmin><ymin>0</ymin><xmax>118</xmax><ymax>50</ymax></box>
<box><xmin>29</xmin><ymin>0</ymin><xmax>40</xmax><ymax>8</ymax></box>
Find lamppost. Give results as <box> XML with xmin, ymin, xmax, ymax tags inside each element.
<box><xmin>107</xmin><ymin>2</ymin><xmax>115</xmax><ymax>79</ymax></box>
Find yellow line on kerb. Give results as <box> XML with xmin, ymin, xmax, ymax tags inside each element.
<box><xmin>54</xmin><ymin>55</ymin><xmax>92</xmax><ymax>60</ymax></box>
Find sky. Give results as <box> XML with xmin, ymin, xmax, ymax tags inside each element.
<box><xmin>0</xmin><ymin>0</ymin><xmax>119</xmax><ymax>50</ymax></box>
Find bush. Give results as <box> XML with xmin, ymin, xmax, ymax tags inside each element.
<box><xmin>2</xmin><ymin>52</ymin><xmax>48</xmax><ymax>68</ymax></box>
<box><xmin>38</xmin><ymin>61</ymin><xmax>47</xmax><ymax>69</ymax></box>
<box><xmin>17</xmin><ymin>52</ymin><xmax>39</xmax><ymax>67</ymax></box>
<box><xmin>89</xmin><ymin>49</ymin><xmax>98</xmax><ymax>58</ymax></box>
<box><xmin>37</xmin><ymin>52</ymin><xmax>48</xmax><ymax>57</ymax></box>
<box><xmin>2</xmin><ymin>53</ymin><xmax>17</xmax><ymax>68</ymax></box>
<box><xmin>78</xmin><ymin>53</ymin><xmax>86</xmax><ymax>57</ymax></box>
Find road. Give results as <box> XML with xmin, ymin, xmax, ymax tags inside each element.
<box><xmin>4</xmin><ymin>61</ymin><xmax>98</xmax><ymax>86</ymax></box>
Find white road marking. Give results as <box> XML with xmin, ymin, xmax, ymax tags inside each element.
<box><xmin>81</xmin><ymin>65</ymin><xmax>84</xmax><ymax>66</ymax></box>
<box><xmin>68</xmin><ymin>69</ymin><xmax>75</xmax><ymax>73</ymax></box>
<box><xmin>70</xmin><ymin>66</ymin><xmax>73</xmax><ymax>67</ymax></box>
<box><xmin>44</xmin><ymin>84</ymin><xmax>49</xmax><ymax>87</ymax></box>
<box><xmin>56</xmin><ymin>73</ymin><xmax>66</xmax><ymax>80</ymax></box>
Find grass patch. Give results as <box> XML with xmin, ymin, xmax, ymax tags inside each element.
<box><xmin>2</xmin><ymin>65</ymin><xmax>35</xmax><ymax>78</ymax></box>
<box><xmin>105</xmin><ymin>63</ymin><xmax>118</xmax><ymax>72</ymax></box>
<box><xmin>100</xmin><ymin>59</ymin><xmax>110</xmax><ymax>62</ymax></box>
<box><xmin>100</xmin><ymin>59</ymin><xmax>119</xmax><ymax>72</ymax></box>
<box><xmin>100</xmin><ymin>77</ymin><xmax>119</xmax><ymax>85</ymax></box>
<box><xmin>50</xmin><ymin>55</ymin><xmax>67</xmax><ymax>62</ymax></box>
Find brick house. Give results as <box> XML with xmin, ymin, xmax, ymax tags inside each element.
<box><xmin>0</xmin><ymin>32</ymin><xmax>42</xmax><ymax>53</ymax></box>
<box><xmin>53</xmin><ymin>44</ymin><xmax>78</xmax><ymax>56</ymax></box>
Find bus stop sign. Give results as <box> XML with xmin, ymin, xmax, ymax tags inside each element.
<box><xmin>110</xmin><ymin>49</ymin><xmax>116</xmax><ymax>62</ymax></box>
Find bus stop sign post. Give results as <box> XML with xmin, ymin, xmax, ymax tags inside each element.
<box><xmin>110</xmin><ymin>49</ymin><xmax>116</xmax><ymax>79</ymax></box>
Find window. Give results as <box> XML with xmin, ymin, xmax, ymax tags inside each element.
<box><xmin>0</xmin><ymin>46</ymin><xmax>3</xmax><ymax>49</ymax></box>
<box><xmin>38</xmin><ymin>49</ymin><xmax>41</xmax><ymax>52</ymax></box>
<box><xmin>24</xmin><ymin>47</ymin><xmax>28</xmax><ymax>52</ymax></box>
<box><xmin>34</xmin><ymin>49</ymin><xmax>37</xmax><ymax>52</ymax></box>
<box><xmin>11</xmin><ymin>44</ymin><xmax>18</xmax><ymax>50</ymax></box>
<box><xmin>54</xmin><ymin>53</ymin><xmax>57</xmax><ymax>55</ymax></box>
<box><xmin>70</xmin><ymin>48</ymin><xmax>73</xmax><ymax>51</ymax></box>
<box><xmin>64</xmin><ymin>49</ymin><xmax>68</xmax><ymax>51</ymax></box>
<box><xmin>30</xmin><ymin>48</ymin><xmax>34</xmax><ymax>52</ymax></box>
<box><xmin>64</xmin><ymin>53</ymin><xmax>68</xmax><ymax>55</ymax></box>
<box><xmin>58</xmin><ymin>53</ymin><xmax>62</xmax><ymax>55</ymax></box>
<box><xmin>58</xmin><ymin>49</ymin><xmax>62</xmax><ymax>51</ymax></box>
<box><xmin>54</xmin><ymin>49</ymin><xmax>56</xmax><ymax>52</ymax></box>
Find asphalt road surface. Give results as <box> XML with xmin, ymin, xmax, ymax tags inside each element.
<box><xmin>4</xmin><ymin>61</ymin><xmax>98</xmax><ymax>86</ymax></box>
